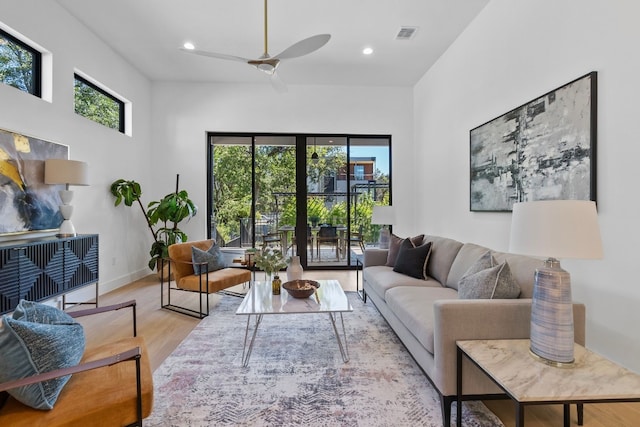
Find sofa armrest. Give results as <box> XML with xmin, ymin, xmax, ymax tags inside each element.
<box><xmin>363</xmin><ymin>248</ymin><xmax>388</xmax><ymax>267</ymax></box>
<box><xmin>431</xmin><ymin>298</ymin><xmax>585</xmax><ymax>396</ymax></box>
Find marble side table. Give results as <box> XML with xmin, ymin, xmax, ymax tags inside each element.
<box><xmin>456</xmin><ymin>339</ymin><xmax>640</xmax><ymax>427</ymax></box>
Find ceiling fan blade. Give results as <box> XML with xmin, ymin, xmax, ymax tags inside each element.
<box><xmin>273</xmin><ymin>34</ymin><xmax>331</xmax><ymax>60</ymax></box>
<box><xmin>270</xmin><ymin>71</ymin><xmax>288</xmax><ymax>93</ymax></box>
<box><xmin>180</xmin><ymin>48</ymin><xmax>250</xmax><ymax>63</ymax></box>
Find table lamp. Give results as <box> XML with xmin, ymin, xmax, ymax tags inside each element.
<box><xmin>45</xmin><ymin>159</ymin><xmax>89</xmax><ymax>237</ymax></box>
<box><xmin>371</xmin><ymin>205</ymin><xmax>394</xmax><ymax>249</ymax></box>
<box><xmin>509</xmin><ymin>200</ymin><xmax>603</xmax><ymax>366</ymax></box>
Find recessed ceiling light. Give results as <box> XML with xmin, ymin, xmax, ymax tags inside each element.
<box><xmin>183</xmin><ymin>42</ymin><xmax>195</xmax><ymax>50</ymax></box>
<box><xmin>362</xmin><ymin>47</ymin><xmax>373</xmax><ymax>55</ymax></box>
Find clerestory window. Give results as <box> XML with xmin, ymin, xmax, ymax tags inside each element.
<box><xmin>0</xmin><ymin>28</ymin><xmax>41</xmax><ymax>97</ymax></box>
<box><xmin>74</xmin><ymin>73</ymin><xmax>125</xmax><ymax>133</ymax></box>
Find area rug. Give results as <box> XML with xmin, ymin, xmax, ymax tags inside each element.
<box><xmin>146</xmin><ymin>292</ymin><xmax>504</xmax><ymax>427</ymax></box>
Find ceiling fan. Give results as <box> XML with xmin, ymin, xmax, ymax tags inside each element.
<box><xmin>181</xmin><ymin>0</ymin><xmax>331</xmax><ymax>92</ymax></box>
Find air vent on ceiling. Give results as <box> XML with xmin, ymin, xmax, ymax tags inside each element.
<box><xmin>396</xmin><ymin>26</ymin><xmax>418</xmax><ymax>40</ymax></box>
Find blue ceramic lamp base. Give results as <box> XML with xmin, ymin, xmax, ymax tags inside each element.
<box><xmin>530</xmin><ymin>258</ymin><xmax>575</xmax><ymax>367</ymax></box>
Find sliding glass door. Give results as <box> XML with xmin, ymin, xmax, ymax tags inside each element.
<box><xmin>208</xmin><ymin>133</ymin><xmax>390</xmax><ymax>269</ymax></box>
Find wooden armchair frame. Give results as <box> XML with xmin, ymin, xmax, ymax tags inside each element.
<box><xmin>0</xmin><ymin>300</ymin><xmax>151</xmax><ymax>427</ymax></box>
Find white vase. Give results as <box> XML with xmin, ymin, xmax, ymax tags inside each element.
<box><xmin>287</xmin><ymin>256</ymin><xmax>303</xmax><ymax>281</ymax></box>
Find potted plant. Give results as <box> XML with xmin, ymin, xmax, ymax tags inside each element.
<box><xmin>253</xmin><ymin>247</ymin><xmax>288</xmax><ymax>279</ymax></box>
<box><xmin>309</xmin><ymin>215</ymin><xmax>320</xmax><ymax>227</ymax></box>
<box><xmin>110</xmin><ymin>174</ymin><xmax>197</xmax><ymax>271</ymax></box>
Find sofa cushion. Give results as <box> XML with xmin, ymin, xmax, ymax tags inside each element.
<box><xmin>393</xmin><ymin>240</ymin><xmax>432</xmax><ymax>280</ymax></box>
<box><xmin>363</xmin><ymin>266</ymin><xmax>441</xmax><ymax>302</ymax></box>
<box><xmin>423</xmin><ymin>235</ymin><xmax>463</xmax><ymax>285</ymax></box>
<box><xmin>385</xmin><ymin>234</ymin><xmax>425</xmax><ymax>267</ymax></box>
<box><xmin>460</xmin><ymin>250</ymin><xmax>493</xmax><ymax>275</ymax></box>
<box><xmin>447</xmin><ymin>243</ymin><xmax>544</xmax><ymax>298</ymax></box>
<box><xmin>492</xmin><ymin>251</ymin><xmax>544</xmax><ymax>299</ymax></box>
<box><xmin>0</xmin><ymin>302</ymin><xmax>85</xmax><ymax>410</ymax></box>
<box><xmin>192</xmin><ymin>243</ymin><xmax>226</xmax><ymax>275</ymax></box>
<box><xmin>446</xmin><ymin>243</ymin><xmax>491</xmax><ymax>290</ymax></box>
<box><xmin>385</xmin><ymin>286</ymin><xmax>459</xmax><ymax>355</ymax></box>
<box><xmin>458</xmin><ymin>251</ymin><xmax>520</xmax><ymax>299</ymax></box>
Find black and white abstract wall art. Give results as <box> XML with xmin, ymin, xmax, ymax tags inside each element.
<box><xmin>469</xmin><ymin>72</ymin><xmax>597</xmax><ymax>212</ymax></box>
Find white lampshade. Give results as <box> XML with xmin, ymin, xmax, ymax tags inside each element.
<box><xmin>510</xmin><ymin>199</ymin><xmax>603</xmax><ymax>366</ymax></box>
<box><xmin>44</xmin><ymin>158</ymin><xmax>89</xmax><ymax>237</ymax></box>
<box><xmin>44</xmin><ymin>159</ymin><xmax>89</xmax><ymax>186</ymax></box>
<box><xmin>509</xmin><ymin>200</ymin><xmax>603</xmax><ymax>260</ymax></box>
<box><xmin>371</xmin><ymin>205</ymin><xmax>395</xmax><ymax>226</ymax></box>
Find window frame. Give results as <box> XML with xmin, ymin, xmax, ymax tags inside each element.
<box><xmin>207</xmin><ymin>132</ymin><xmax>392</xmax><ymax>270</ymax></box>
<box><xmin>0</xmin><ymin>28</ymin><xmax>42</xmax><ymax>97</ymax></box>
<box><xmin>74</xmin><ymin>73</ymin><xmax>125</xmax><ymax>133</ymax></box>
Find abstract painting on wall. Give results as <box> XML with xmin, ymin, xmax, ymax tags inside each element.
<box><xmin>0</xmin><ymin>128</ymin><xmax>68</xmax><ymax>235</ymax></box>
<box><xmin>470</xmin><ymin>72</ymin><xmax>597</xmax><ymax>212</ymax></box>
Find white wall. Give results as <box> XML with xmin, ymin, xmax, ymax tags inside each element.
<box><xmin>150</xmin><ymin>82</ymin><xmax>414</xmax><ymax>241</ymax></box>
<box><xmin>0</xmin><ymin>1</ymin><xmax>413</xmax><ymax>305</ymax></box>
<box><xmin>0</xmin><ymin>0</ymin><xmax>154</xmax><ymax>296</ymax></box>
<box><xmin>413</xmin><ymin>0</ymin><xmax>640</xmax><ymax>371</ymax></box>
<box><xmin>8</xmin><ymin>0</ymin><xmax>635</xmax><ymax>375</ymax></box>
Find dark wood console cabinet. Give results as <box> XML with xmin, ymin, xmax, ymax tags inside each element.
<box><xmin>0</xmin><ymin>234</ymin><xmax>99</xmax><ymax>314</ymax></box>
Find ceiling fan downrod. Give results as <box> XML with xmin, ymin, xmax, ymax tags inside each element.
<box><xmin>263</xmin><ymin>0</ymin><xmax>269</xmax><ymax>57</ymax></box>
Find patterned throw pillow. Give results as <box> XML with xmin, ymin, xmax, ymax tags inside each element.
<box><xmin>12</xmin><ymin>299</ymin><xmax>76</xmax><ymax>324</ymax></box>
<box><xmin>192</xmin><ymin>243</ymin><xmax>227</xmax><ymax>275</ymax></box>
<box><xmin>385</xmin><ymin>233</ymin><xmax>425</xmax><ymax>267</ymax></box>
<box><xmin>0</xmin><ymin>300</ymin><xmax>85</xmax><ymax>410</ymax></box>
<box><xmin>392</xmin><ymin>239</ymin><xmax>433</xmax><ymax>280</ymax></box>
<box><xmin>458</xmin><ymin>251</ymin><xmax>521</xmax><ymax>299</ymax></box>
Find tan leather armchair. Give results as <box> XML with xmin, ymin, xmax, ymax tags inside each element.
<box><xmin>162</xmin><ymin>240</ymin><xmax>251</xmax><ymax>318</ymax></box>
<box><xmin>0</xmin><ymin>300</ymin><xmax>153</xmax><ymax>427</ymax></box>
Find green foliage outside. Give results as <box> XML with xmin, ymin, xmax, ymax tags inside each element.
<box><xmin>212</xmin><ymin>143</ymin><xmax>389</xmax><ymax>246</ymax></box>
<box><xmin>74</xmin><ymin>77</ymin><xmax>121</xmax><ymax>130</ymax></box>
<box><xmin>0</xmin><ymin>33</ymin><xmax>35</xmax><ymax>94</ymax></box>
<box><xmin>306</xmin><ymin>197</ymin><xmax>328</xmax><ymax>226</ymax></box>
<box><xmin>212</xmin><ymin>145</ymin><xmax>255</xmax><ymax>245</ymax></box>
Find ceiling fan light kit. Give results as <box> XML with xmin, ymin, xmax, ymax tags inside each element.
<box><xmin>181</xmin><ymin>0</ymin><xmax>330</xmax><ymax>92</ymax></box>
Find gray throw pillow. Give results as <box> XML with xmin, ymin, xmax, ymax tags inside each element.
<box><xmin>385</xmin><ymin>233</ymin><xmax>425</xmax><ymax>267</ymax></box>
<box><xmin>192</xmin><ymin>243</ymin><xmax>226</xmax><ymax>275</ymax></box>
<box><xmin>392</xmin><ymin>239</ymin><xmax>432</xmax><ymax>280</ymax></box>
<box><xmin>0</xmin><ymin>300</ymin><xmax>85</xmax><ymax>410</ymax></box>
<box><xmin>458</xmin><ymin>251</ymin><xmax>521</xmax><ymax>299</ymax></box>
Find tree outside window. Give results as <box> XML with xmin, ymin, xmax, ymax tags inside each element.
<box><xmin>0</xmin><ymin>29</ymin><xmax>40</xmax><ymax>96</ymax></box>
<box><xmin>74</xmin><ymin>74</ymin><xmax>124</xmax><ymax>133</ymax></box>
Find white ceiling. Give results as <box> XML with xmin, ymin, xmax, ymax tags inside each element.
<box><xmin>54</xmin><ymin>0</ymin><xmax>489</xmax><ymax>87</ymax></box>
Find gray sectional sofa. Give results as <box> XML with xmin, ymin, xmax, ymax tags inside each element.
<box><xmin>362</xmin><ymin>235</ymin><xmax>586</xmax><ymax>426</ymax></box>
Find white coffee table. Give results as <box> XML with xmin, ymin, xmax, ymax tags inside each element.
<box><xmin>236</xmin><ymin>279</ymin><xmax>353</xmax><ymax>367</ymax></box>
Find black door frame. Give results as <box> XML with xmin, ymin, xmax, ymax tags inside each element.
<box><xmin>207</xmin><ymin>131</ymin><xmax>392</xmax><ymax>270</ymax></box>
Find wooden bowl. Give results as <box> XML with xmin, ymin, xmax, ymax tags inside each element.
<box><xmin>282</xmin><ymin>280</ymin><xmax>320</xmax><ymax>299</ymax></box>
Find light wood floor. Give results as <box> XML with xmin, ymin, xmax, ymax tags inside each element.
<box><xmin>73</xmin><ymin>271</ymin><xmax>640</xmax><ymax>427</ymax></box>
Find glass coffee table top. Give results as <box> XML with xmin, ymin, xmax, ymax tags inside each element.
<box><xmin>236</xmin><ymin>279</ymin><xmax>352</xmax><ymax>315</ymax></box>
